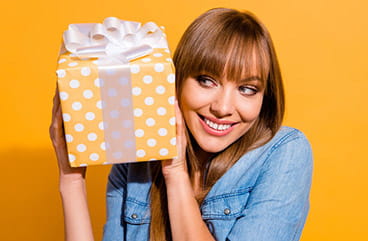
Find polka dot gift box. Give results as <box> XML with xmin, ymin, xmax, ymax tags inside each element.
<box><xmin>56</xmin><ymin>17</ymin><xmax>177</xmax><ymax>167</ymax></box>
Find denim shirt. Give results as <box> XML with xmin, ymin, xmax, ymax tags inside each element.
<box><xmin>102</xmin><ymin>126</ymin><xmax>313</xmax><ymax>241</ymax></box>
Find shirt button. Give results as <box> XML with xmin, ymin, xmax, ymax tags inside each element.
<box><xmin>224</xmin><ymin>208</ymin><xmax>231</xmax><ymax>215</ymax></box>
<box><xmin>131</xmin><ymin>213</ymin><xmax>138</xmax><ymax>219</ymax></box>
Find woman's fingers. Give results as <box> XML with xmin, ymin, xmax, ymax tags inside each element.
<box><xmin>175</xmin><ymin>100</ymin><xmax>187</xmax><ymax>159</ymax></box>
<box><xmin>50</xmin><ymin>85</ymin><xmax>86</xmax><ymax>178</ymax></box>
<box><xmin>50</xmin><ymin>87</ymin><xmax>65</xmax><ymax>147</ymax></box>
<box><xmin>161</xmin><ymin>101</ymin><xmax>188</xmax><ymax>177</ymax></box>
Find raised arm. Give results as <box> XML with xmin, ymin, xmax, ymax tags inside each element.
<box><xmin>161</xmin><ymin>102</ymin><xmax>215</xmax><ymax>241</ymax></box>
<box><xmin>49</xmin><ymin>87</ymin><xmax>94</xmax><ymax>241</ymax></box>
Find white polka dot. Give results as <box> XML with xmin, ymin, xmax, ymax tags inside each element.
<box><xmin>156</xmin><ymin>85</ymin><xmax>165</xmax><ymax>94</ymax></box>
<box><xmin>124</xmin><ymin>140</ymin><xmax>134</xmax><ymax>148</ymax></box>
<box><xmin>59</xmin><ymin>91</ymin><xmax>69</xmax><ymax>101</ymax></box>
<box><xmin>74</xmin><ymin>123</ymin><xmax>84</xmax><ymax>132</ymax></box>
<box><xmin>79</xmin><ymin>164</ymin><xmax>87</xmax><ymax>167</ymax></box>
<box><xmin>143</xmin><ymin>75</ymin><xmax>153</xmax><ymax>84</ymax></box>
<box><xmin>157</xmin><ymin>107</ymin><xmax>167</xmax><ymax>116</ymax></box>
<box><xmin>68</xmin><ymin>62</ymin><xmax>78</xmax><ymax>67</ymax></box>
<box><xmin>56</xmin><ymin>69</ymin><xmax>66</xmax><ymax>78</ymax></box>
<box><xmin>164</xmin><ymin>49</ymin><xmax>170</xmax><ymax>53</ymax></box>
<box><xmin>121</xmin><ymin>98</ymin><xmax>130</xmax><ymax>107</ymax></box>
<box><xmin>81</xmin><ymin>67</ymin><xmax>91</xmax><ymax>76</ymax></box>
<box><xmin>72</xmin><ymin>102</ymin><xmax>82</xmax><ymax>111</ymax></box>
<box><xmin>85</xmin><ymin>112</ymin><xmax>95</xmax><ymax>120</ymax></box>
<box><xmin>110</xmin><ymin>110</ymin><xmax>119</xmax><ymax>118</ymax></box>
<box><xmin>69</xmin><ymin>79</ymin><xmax>80</xmax><ymax>88</ymax></box>
<box><xmin>153</xmin><ymin>53</ymin><xmax>163</xmax><ymax>57</ymax></box>
<box><xmin>94</xmin><ymin>78</ymin><xmax>102</xmax><ymax>87</ymax></box>
<box><xmin>134</xmin><ymin>108</ymin><xmax>143</xmax><ymax>117</ymax></box>
<box><xmin>87</xmin><ymin>133</ymin><xmax>97</xmax><ymax>141</ymax></box>
<box><xmin>100</xmin><ymin>142</ymin><xmax>106</xmax><ymax>150</ymax></box>
<box><xmin>158</xmin><ymin>128</ymin><xmax>168</xmax><ymax>136</ymax></box>
<box><xmin>132</xmin><ymin>87</ymin><xmax>142</xmax><ymax>96</ymax></box>
<box><xmin>119</xmin><ymin>77</ymin><xmax>128</xmax><ymax>85</ymax></box>
<box><xmin>89</xmin><ymin>153</ymin><xmax>99</xmax><ymax>161</ymax></box>
<box><xmin>144</xmin><ymin>97</ymin><xmax>154</xmax><ymax>106</ymax></box>
<box><xmin>167</xmin><ymin>74</ymin><xmax>175</xmax><ymax>83</ymax></box>
<box><xmin>122</xmin><ymin>120</ymin><xmax>132</xmax><ymax>128</ymax></box>
<box><xmin>108</xmin><ymin>88</ymin><xmax>117</xmax><ymax>97</ymax></box>
<box><xmin>169</xmin><ymin>117</ymin><xmax>176</xmax><ymax>126</ymax></box>
<box><xmin>170</xmin><ymin>137</ymin><xmax>176</xmax><ymax>146</ymax></box>
<box><xmin>62</xmin><ymin>113</ymin><xmax>71</xmax><ymax>122</ymax></box>
<box><xmin>77</xmin><ymin>144</ymin><xmax>87</xmax><ymax>152</ymax></box>
<box><xmin>96</xmin><ymin>100</ymin><xmax>102</xmax><ymax>109</ymax></box>
<box><xmin>83</xmin><ymin>89</ymin><xmax>93</xmax><ymax>99</ymax></box>
<box><xmin>168</xmin><ymin>96</ymin><xmax>175</xmax><ymax>105</ymax></box>
<box><xmin>159</xmin><ymin>148</ymin><xmax>169</xmax><ymax>156</ymax></box>
<box><xmin>65</xmin><ymin>134</ymin><xmax>73</xmax><ymax>143</ymax></box>
<box><xmin>154</xmin><ymin>63</ymin><xmax>164</xmax><ymax>72</ymax></box>
<box><xmin>58</xmin><ymin>59</ymin><xmax>66</xmax><ymax>64</ymax></box>
<box><xmin>142</xmin><ymin>58</ymin><xmax>151</xmax><ymax>63</ymax></box>
<box><xmin>136</xmin><ymin>149</ymin><xmax>146</xmax><ymax>157</ymax></box>
<box><xmin>113</xmin><ymin>152</ymin><xmax>123</xmax><ymax>159</ymax></box>
<box><xmin>146</xmin><ymin>118</ymin><xmax>156</xmax><ymax>126</ymax></box>
<box><xmin>112</xmin><ymin>131</ymin><xmax>121</xmax><ymax>139</ymax></box>
<box><xmin>147</xmin><ymin>138</ymin><xmax>157</xmax><ymax>147</ymax></box>
<box><xmin>98</xmin><ymin>121</ymin><xmax>105</xmax><ymax>130</ymax></box>
<box><xmin>135</xmin><ymin>129</ymin><xmax>144</xmax><ymax>137</ymax></box>
<box><xmin>68</xmin><ymin>154</ymin><xmax>76</xmax><ymax>162</ymax></box>
<box><xmin>166</xmin><ymin>58</ymin><xmax>172</xmax><ymax>62</ymax></box>
<box><xmin>130</xmin><ymin>64</ymin><xmax>140</xmax><ymax>73</ymax></box>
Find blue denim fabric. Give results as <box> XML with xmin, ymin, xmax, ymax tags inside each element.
<box><xmin>102</xmin><ymin>126</ymin><xmax>313</xmax><ymax>241</ymax></box>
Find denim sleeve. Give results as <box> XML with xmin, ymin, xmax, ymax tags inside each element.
<box><xmin>102</xmin><ymin>164</ymin><xmax>127</xmax><ymax>241</ymax></box>
<box><xmin>226</xmin><ymin>133</ymin><xmax>313</xmax><ymax>241</ymax></box>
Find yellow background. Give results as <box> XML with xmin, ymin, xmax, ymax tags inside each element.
<box><xmin>1</xmin><ymin>0</ymin><xmax>367</xmax><ymax>240</ymax></box>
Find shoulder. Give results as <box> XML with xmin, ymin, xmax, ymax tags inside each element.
<box><xmin>260</xmin><ymin>126</ymin><xmax>313</xmax><ymax>171</ymax></box>
<box><xmin>266</xmin><ymin>126</ymin><xmax>311</xmax><ymax>150</ymax></box>
<box><xmin>203</xmin><ymin>127</ymin><xmax>312</xmax><ymax>199</ymax></box>
<box><xmin>247</xmin><ymin>126</ymin><xmax>313</xmax><ymax>202</ymax></box>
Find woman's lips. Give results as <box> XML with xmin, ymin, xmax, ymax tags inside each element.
<box><xmin>198</xmin><ymin>114</ymin><xmax>238</xmax><ymax>136</ymax></box>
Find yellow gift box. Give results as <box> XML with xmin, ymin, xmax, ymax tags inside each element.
<box><xmin>56</xmin><ymin>17</ymin><xmax>177</xmax><ymax>167</ymax></box>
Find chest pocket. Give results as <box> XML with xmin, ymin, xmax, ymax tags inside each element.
<box><xmin>123</xmin><ymin>197</ymin><xmax>151</xmax><ymax>224</ymax></box>
<box><xmin>201</xmin><ymin>187</ymin><xmax>252</xmax><ymax>239</ymax></box>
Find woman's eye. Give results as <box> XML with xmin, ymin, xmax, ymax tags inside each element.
<box><xmin>196</xmin><ymin>75</ymin><xmax>217</xmax><ymax>88</ymax></box>
<box><xmin>239</xmin><ymin>86</ymin><xmax>258</xmax><ymax>96</ymax></box>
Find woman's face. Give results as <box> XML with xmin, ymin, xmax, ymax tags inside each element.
<box><xmin>180</xmin><ymin>74</ymin><xmax>264</xmax><ymax>154</ymax></box>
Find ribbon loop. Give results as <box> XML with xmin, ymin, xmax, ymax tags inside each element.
<box><xmin>63</xmin><ymin>17</ymin><xmax>167</xmax><ymax>62</ymax></box>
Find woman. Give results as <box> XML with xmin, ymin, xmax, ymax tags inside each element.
<box><xmin>50</xmin><ymin>8</ymin><xmax>313</xmax><ymax>241</ymax></box>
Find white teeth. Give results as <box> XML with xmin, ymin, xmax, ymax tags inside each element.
<box><xmin>204</xmin><ymin>118</ymin><xmax>231</xmax><ymax>131</ymax></box>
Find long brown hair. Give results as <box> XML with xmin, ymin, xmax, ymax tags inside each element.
<box><xmin>149</xmin><ymin>8</ymin><xmax>285</xmax><ymax>240</ymax></box>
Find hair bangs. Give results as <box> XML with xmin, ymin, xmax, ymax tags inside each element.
<box><xmin>175</xmin><ymin>10</ymin><xmax>270</xmax><ymax>89</ymax></box>
<box><xmin>223</xmin><ymin>32</ymin><xmax>270</xmax><ymax>89</ymax></box>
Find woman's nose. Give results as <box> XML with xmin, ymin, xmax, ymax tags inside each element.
<box><xmin>210</xmin><ymin>88</ymin><xmax>235</xmax><ymax>118</ymax></box>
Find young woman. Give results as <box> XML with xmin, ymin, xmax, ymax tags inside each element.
<box><xmin>50</xmin><ymin>8</ymin><xmax>313</xmax><ymax>241</ymax></box>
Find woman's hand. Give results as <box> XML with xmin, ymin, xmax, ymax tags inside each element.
<box><xmin>161</xmin><ymin>101</ymin><xmax>188</xmax><ymax>179</ymax></box>
<box><xmin>49</xmin><ymin>86</ymin><xmax>86</xmax><ymax>185</ymax></box>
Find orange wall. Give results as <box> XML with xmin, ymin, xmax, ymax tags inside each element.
<box><xmin>1</xmin><ymin>0</ymin><xmax>367</xmax><ymax>240</ymax></box>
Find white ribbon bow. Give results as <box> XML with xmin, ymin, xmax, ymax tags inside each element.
<box><xmin>63</xmin><ymin>17</ymin><xmax>167</xmax><ymax>63</ymax></box>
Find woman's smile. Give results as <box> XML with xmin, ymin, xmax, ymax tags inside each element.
<box><xmin>198</xmin><ymin>114</ymin><xmax>237</xmax><ymax>136</ymax></box>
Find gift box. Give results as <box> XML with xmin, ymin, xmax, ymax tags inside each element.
<box><xmin>56</xmin><ymin>17</ymin><xmax>177</xmax><ymax>167</ymax></box>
